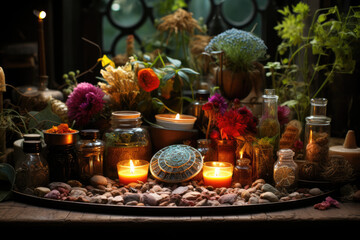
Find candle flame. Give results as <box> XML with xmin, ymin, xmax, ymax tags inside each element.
<box><xmin>214</xmin><ymin>167</ymin><xmax>220</xmax><ymax>177</ymax></box>
<box><xmin>239</xmin><ymin>146</ymin><xmax>245</xmax><ymax>159</ymax></box>
<box><xmin>309</xmin><ymin>130</ymin><xmax>313</xmax><ymax>144</ymax></box>
<box><xmin>34</xmin><ymin>10</ymin><xmax>46</xmax><ymax>20</ymax></box>
<box><xmin>130</xmin><ymin>160</ymin><xmax>135</xmax><ymax>174</ymax></box>
<box><xmin>39</xmin><ymin>11</ymin><xmax>46</xmax><ymax>20</ymax></box>
<box><xmin>175</xmin><ymin>113</ymin><xmax>180</xmax><ymax>120</ymax></box>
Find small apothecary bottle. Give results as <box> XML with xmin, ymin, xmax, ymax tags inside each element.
<box><xmin>76</xmin><ymin>129</ymin><xmax>104</xmax><ymax>181</ymax></box>
<box><xmin>258</xmin><ymin>89</ymin><xmax>280</xmax><ymax>153</ymax></box>
<box><xmin>197</xmin><ymin>139</ymin><xmax>214</xmax><ymax>162</ymax></box>
<box><xmin>15</xmin><ymin>140</ymin><xmax>49</xmax><ymax>190</ymax></box>
<box><xmin>188</xmin><ymin>89</ymin><xmax>210</xmax><ymax>132</ymax></box>
<box><xmin>233</xmin><ymin>158</ymin><xmax>252</xmax><ymax>186</ymax></box>
<box><xmin>304</xmin><ymin>98</ymin><xmax>331</xmax><ymax>179</ymax></box>
<box><xmin>273</xmin><ymin>149</ymin><xmax>298</xmax><ymax>189</ymax></box>
<box><xmin>104</xmin><ymin>111</ymin><xmax>152</xmax><ymax>179</ymax></box>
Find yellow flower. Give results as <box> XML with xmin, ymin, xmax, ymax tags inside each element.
<box><xmin>98</xmin><ymin>54</ymin><xmax>115</xmax><ymax>67</ymax></box>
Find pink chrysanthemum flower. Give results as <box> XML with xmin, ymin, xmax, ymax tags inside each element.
<box><xmin>278</xmin><ymin>105</ymin><xmax>291</xmax><ymax>125</ymax></box>
<box><xmin>66</xmin><ymin>82</ymin><xmax>105</xmax><ymax>126</ymax></box>
<box><xmin>208</xmin><ymin>93</ymin><xmax>228</xmax><ymax>114</ymax></box>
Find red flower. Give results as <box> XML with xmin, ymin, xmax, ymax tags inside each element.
<box><xmin>237</xmin><ymin>106</ymin><xmax>257</xmax><ymax>134</ymax></box>
<box><xmin>202</xmin><ymin>102</ymin><xmax>214</xmax><ymax>111</ymax></box>
<box><xmin>216</xmin><ymin>109</ymin><xmax>247</xmax><ymax>139</ymax></box>
<box><xmin>138</xmin><ymin>68</ymin><xmax>160</xmax><ymax>92</ymax></box>
<box><xmin>210</xmin><ymin>129</ymin><xmax>220</xmax><ymax>139</ymax></box>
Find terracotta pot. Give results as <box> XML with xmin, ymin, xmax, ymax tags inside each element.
<box><xmin>215</xmin><ymin>63</ymin><xmax>264</xmax><ymax>100</ymax></box>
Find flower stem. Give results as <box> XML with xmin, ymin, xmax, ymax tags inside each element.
<box><xmin>206</xmin><ymin>114</ymin><xmax>212</xmax><ymax>139</ymax></box>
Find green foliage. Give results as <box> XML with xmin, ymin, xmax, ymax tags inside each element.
<box><xmin>28</xmin><ymin>103</ymin><xmax>62</xmax><ymax>131</ymax></box>
<box><xmin>154</xmin><ymin>0</ymin><xmax>187</xmax><ymax>15</ymax></box>
<box><xmin>62</xmin><ymin>70</ymin><xmax>79</xmax><ymax>97</ymax></box>
<box><xmin>266</xmin><ymin>3</ymin><xmax>360</xmax><ymax>124</ymax></box>
<box><xmin>133</xmin><ymin>53</ymin><xmax>199</xmax><ymax>117</ymax></box>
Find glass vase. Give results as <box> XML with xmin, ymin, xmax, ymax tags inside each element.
<box><xmin>253</xmin><ymin>144</ymin><xmax>274</xmax><ymax>183</ymax></box>
<box><xmin>214</xmin><ymin>139</ymin><xmax>236</xmax><ymax>165</ymax></box>
<box><xmin>304</xmin><ymin>98</ymin><xmax>331</xmax><ymax>179</ymax></box>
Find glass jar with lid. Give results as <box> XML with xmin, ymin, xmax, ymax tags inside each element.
<box><xmin>15</xmin><ymin>140</ymin><xmax>49</xmax><ymax>190</ymax></box>
<box><xmin>258</xmin><ymin>89</ymin><xmax>280</xmax><ymax>153</ymax></box>
<box><xmin>273</xmin><ymin>149</ymin><xmax>298</xmax><ymax>189</ymax></box>
<box><xmin>76</xmin><ymin>129</ymin><xmax>105</xmax><ymax>181</ymax></box>
<box><xmin>104</xmin><ymin>111</ymin><xmax>152</xmax><ymax>179</ymax></box>
<box><xmin>303</xmin><ymin>98</ymin><xmax>331</xmax><ymax>179</ymax></box>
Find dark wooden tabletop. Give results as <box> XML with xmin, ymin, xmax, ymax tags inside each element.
<box><xmin>1</xmin><ymin>200</ymin><xmax>359</xmax><ymax>235</ymax></box>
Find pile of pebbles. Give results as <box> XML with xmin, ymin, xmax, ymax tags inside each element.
<box><xmin>28</xmin><ymin>175</ymin><xmax>324</xmax><ymax>207</ymax></box>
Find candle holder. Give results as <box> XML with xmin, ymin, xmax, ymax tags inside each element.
<box><xmin>203</xmin><ymin>161</ymin><xmax>233</xmax><ymax>188</ymax></box>
<box><xmin>117</xmin><ymin>159</ymin><xmax>149</xmax><ymax>185</ymax></box>
<box><xmin>155</xmin><ymin>113</ymin><xmax>196</xmax><ymax>130</ymax></box>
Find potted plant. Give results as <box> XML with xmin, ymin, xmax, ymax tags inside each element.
<box><xmin>204</xmin><ymin>28</ymin><xmax>267</xmax><ymax>100</ymax></box>
<box><xmin>266</xmin><ymin>3</ymin><xmax>360</xmax><ymax>125</ymax></box>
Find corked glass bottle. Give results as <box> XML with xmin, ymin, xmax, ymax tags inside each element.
<box><xmin>15</xmin><ymin>140</ymin><xmax>49</xmax><ymax>190</ymax></box>
<box><xmin>303</xmin><ymin>98</ymin><xmax>331</xmax><ymax>179</ymax></box>
<box><xmin>258</xmin><ymin>89</ymin><xmax>280</xmax><ymax>153</ymax></box>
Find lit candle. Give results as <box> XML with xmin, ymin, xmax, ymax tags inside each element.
<box><xmin>155</xmin><ymin>113</ymin><xmax>197</xmax><ymax>130</ymax></box>
<box><xmin>34</xmin><ymin>10</ymin><xmax>47</xmax><ymax>90</ymax></box>
<box><xmin>117</xmin><ymin>159</ymin><xmax>149</xmax><ymax>185</ymax></box>
<box><xmin>203</xmin><ymin>162</ymin><xmax>233</xmax><ymax>188</ymax></box>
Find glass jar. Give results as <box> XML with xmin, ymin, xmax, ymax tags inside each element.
<box><xmin>233</xmin><ymin>158</ymin><xmax>252</xmax><ymax>186</ymax></box>
<box><xmin>253</xmin><ymin>144</ymin><xmax>274</xmax><ymax>183</ymax></box>
<box><xmin>214</xmin><ymin>139</ymin><xmax>236</xmax><ymax>165</ymax></box>
<box><xmin>15</xmin><ymin>140</ymin><xmax>49</xmax><ymax>190</ymax></box>
<box><xmin>104</xmin><ymin>111</ymin><xmax>152</xmax><ymax>179</ymax></box>
<box><xmin>304</xmin><ymin>98</ymin><xmax>331</xmax><ymax>179</ymax></box>
<box><xmin>197</xmin><ymin>139</ymin><xmax>214</xmax><ymax>162</ymax></box>
<box><xmin>43</xmin><ymin>131</ymin><xmax>79</xmax><ymax>182</ymax></box>
<box><xmin>258</xmin><ymin>89</ymin><xmax>280</xmax><ymax>153</ymax></box>
<box><xmin>76</xmin><ymin>129</ymin><xmax>105</xmax><ymax>181</ymax></box>
<box><xmin>273</xmin><ymin>149</ymin><xmax>298</xmax><ymax>189</ymax></box>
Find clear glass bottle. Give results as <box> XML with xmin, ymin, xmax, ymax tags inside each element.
<box><xmin>104</xmin><ymin>111</ymin><xmax>152</xmax><ymax>179</ymax></box>
<box><xmin>233</xmin><ymin>158</ymin><xmax>252</xmax><ymax>186</ymax></box>
<box><xmin>258</xmin><ymin>89</ymin><xmax>280</xmax><ymax>153</ymax></box>
<box><xmin>15</xmin><ymin>140</ymin><xmax>49</xmax><ymax>190</ymax></box>
<box><xmin>273</xmin><ymin>149</ymin><xmax>298</xmax><ymax>189</ymax></box>
<box><xmin>304</xmin><ymin>98</ymin><xmax>331</xmax><ymax>179</ymax></box>
<box><xmin>76</xmin><ymin>129</ymin><xmax>105</xmax><ymax>181</ymax></box>
<box><xmin>188</xmin><ymin>89</ymin><xmax>210</xmax><ymax>133</ymax></box>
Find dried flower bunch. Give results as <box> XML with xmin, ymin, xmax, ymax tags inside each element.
<box><xmin>157</xmin><ymin>8</ymin><xmax>202</xmax><ymax>40</ymax></box>
<box><xmin>99</xmin><ymin>59</ymin><xmax>140</xmax><ymax>109</ymax></box>
<box><xmin>205</xmin><ymin>28</ymin><xmax>267</xmax><ymax>72</ymax></box>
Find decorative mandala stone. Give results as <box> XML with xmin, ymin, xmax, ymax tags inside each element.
<box><xmin>150</xmin><ymin>144</ymin><xmax>203</xmax><ymax>183</ymax></box>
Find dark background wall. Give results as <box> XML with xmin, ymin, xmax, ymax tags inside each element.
<box><xmin>0</xmin><ymin>0</ymin><xmax>359</xmax><ymax>143</ymax></box>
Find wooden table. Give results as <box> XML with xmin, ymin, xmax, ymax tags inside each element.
<box><xmin>1</xmin><ymin>199</ymin><xmax>359</xmax><ymax>235</ymax></box>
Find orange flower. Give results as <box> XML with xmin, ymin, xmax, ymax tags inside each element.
<box><xmin>137</xmin><ymin>68</ymin><xmax>160</xmax><ymax>92</ymax></box>
<box><xmin>45</xmin><ymin>123</ymin><xmax>76</xmax><ymax>134</ymax></box>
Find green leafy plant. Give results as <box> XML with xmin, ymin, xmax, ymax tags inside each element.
<box><xmin>266</xmin><ymin>3</ymin><xmax>360</xmax><ymax>124</ymax></box>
